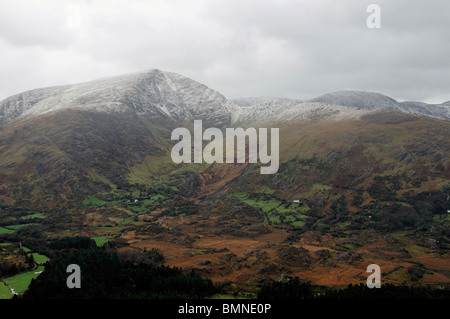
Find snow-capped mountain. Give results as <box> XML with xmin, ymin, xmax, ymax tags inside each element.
<box><xmin>232</xmin><ymin>97</ymin><xmax>282</xmax><ymax>107</ymax></box>
<box><xmin>0</xmin><ymin>71</ymin><xmax>448</xmax><ymax>128</ymax></box>
<box><xmin>0</xmin><ymin>69</ymin><xmax>239</xmax><ymax>127</ymax></box>
<box><xmin>398</xmin><ymin>101</ymin><xmax>450</xmax><ymax>120</ymax></box>
<box><xmin>0</xmin><ymin>69</ymin><xmax>448</xmax><ymax>212</ymax></box>
<box><xmin>0</xmin><ymin>85</ymin><xmax>71</xmax><ymax>125</ymax></box>
<box><xmin>310</xmin><ymin>90</ymin><xmax>450</xmax><ymax>120</ymax></box>
<box><xmin>232</xmin><ymin>98</ymin><xmax>371</xmax><ymax>126</ymax></box>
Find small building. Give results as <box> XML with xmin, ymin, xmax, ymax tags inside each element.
<box><xmin>293</xmin><ymin>199</ymin><xmax>300</xmax><ymax>203</ymax></box>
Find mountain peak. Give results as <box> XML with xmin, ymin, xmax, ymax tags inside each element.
<box><xmin>0</xmin><ymin>69</ymin><xmax>237</xmax><ymax>126</ymax></box>
<box><xmin>309</xmin><ymin>90</ymin><xmax>399</xmax><ymax>110</ymax></box>
<box><xmin>1</xmin><ymin>72</ymin><xmax>449</xmax><ymax>126</ymax></box>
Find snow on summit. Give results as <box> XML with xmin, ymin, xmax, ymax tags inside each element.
<box><xmin>0</xmin><ymin>70</ymin><xmax>448</xmax><ymax>126</ymax></box>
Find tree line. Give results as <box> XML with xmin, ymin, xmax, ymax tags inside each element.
<box><xmin>22</xmin><ymin>245</ymin><xmax>216</xmax><ymax>299</ymax></box>
<box><xmin>257</xmin><ymin>278</ymin><xmax>450</xmax><ymax>299</ymax></box>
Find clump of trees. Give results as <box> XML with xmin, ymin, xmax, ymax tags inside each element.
<box><xmin>49</xmin><ymin>236</ymin><xmax>96</xmax><ymax>250</ymax></box>
<box><xmin>319</xmin><ymin>283</ymin><xmax>450</xmax><ymax>299</ymax></box>
<box><xmin>0</xmin><ymin>254</ymin><xmax>35</xmax><ymax>278</ymax></box>
<box><xmin>375</xmin><ymin>204</ymin><xmax>432</xmax><ymax>231</ymax></box>
<box><xmin>23</xmin><ymin>247</ymin><xmax>215</xmax><ymax>299</ymax></box>
<box><xmin>258</xmin><ymin>278</ymin><xmax>313</xmax><ymax>299</ymax></box>
<box><xmin>372</xmin><ymin>189</ymin><xmax>449</xmax><ymax>231</ymax></box>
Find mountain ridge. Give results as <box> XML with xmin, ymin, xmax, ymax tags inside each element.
<box><xmin>310</xmin><ymin>90</ymin><xmax>450</xmax><ymax>120</ymax></box>
<box><xmin>1</xmin><ymin>71</ymin><xmax>448</xmax><ymax>128</ymax></box>
<box><xmin>0</xmin><ymin>69</ymin><xmax>238</xmax><ymax>127</ymax></box>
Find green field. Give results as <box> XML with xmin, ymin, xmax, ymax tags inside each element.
<box><xmin>0</xmin><ymin>227</ymin><xmax>15</xmax><ymax>234</ymax></box>
<box><xmin>146</xmin><ymin>194</ymin><xmax>166</xmax><ymax>203</ymax></box>
<box><xmin>30</xmin><ymin>253</ymin><xmax>50</xmax><ymax>265</ymax></box>
<box><xmin>233</xmin><ymin>193</ymin><xmax>308</xmax><ymax>227</ymax></box>
<box><xmin>21</xmin><ymin>246</ymin><xmax>32</xmax><ymax>253</ymax></box>
<box><xmin>0</xmin><ymin>281</ymin><xmax>13</xmax><ymax>299</ymax></box>
<box><xmin>83</xmin><ymin>196</ymin><xmax>108</xmax><ymax>206</ymax></box>
<box><xmin>275</xmin><ymin>204</ymin><xmax>296</xmax><ymax>213</ymax></box>
<box><xmin>92</xmin><ymin>236</ymin><xmax>110</xmax><ymax>247</ymax></box>
<box><xmin>232</xmin><ymin>192</ymin><xmax>281</xmax><ymax>213</ymax></box>
<box><xmin>269</xmin><ymin>216</ymin><xmax>281</xmax><ymax>224</ymax></box>
<box><xmin>3</xmin><ymin>266</ymin><xmax>45</xmax><ymax>295</ymax></box>
<box><xmin>292</xmin><ymin>220</ymin><xmax>306</xmax><ymax>228</ymax></box>
<box><xmin>129</xmin><ymin>205</ymin><xmax>146</xmax><ymax>212</ymax></box>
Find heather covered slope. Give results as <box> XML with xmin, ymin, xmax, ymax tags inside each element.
<box><xmin>0</xmin><ymin>70</ymin><xmax>448</xmax><ymax>220</ymax></box>
<box><xmin>233</xmin><ymin>108</ymin><xmax>450</xmax><ymax>200</ymax></box>
<box><xmin>0</xmin><ymin>109</ymin><xmax>172</xmax><ymax>208</ymax></box>
<box><xmin>0</xmin><ymin>69</ymin><xmax>237</xmax><ymax>208</ymax></box>
<box><xmin>0</xmin><ymin>71</ymin><xmax>449</xmax><ymax>216</ymax></box>
<box><xmin>0</xmin><ymin>71</ymin><xmax>449</xmax><ymax>292</ymax></box>
<box><xmin>1</xmin><ymin>104</ymin><xmax>448</xmax><ymax>212</ymax></box>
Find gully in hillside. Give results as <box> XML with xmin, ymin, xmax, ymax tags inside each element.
<box><xmin>171</xmin><ymin>120</ymin><xmax>279</xmax><ymax>174</ymax></box>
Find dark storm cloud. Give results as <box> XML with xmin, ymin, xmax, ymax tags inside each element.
<box><xmin>0</xmin><ymin>0</ymin><xmax>449</xmax><ymax>103</ymax></box>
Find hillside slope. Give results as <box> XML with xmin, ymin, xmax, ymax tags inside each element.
<box><xmin>0</xmin><ymin>70</ymin><xmax>449</xmax><ymax>290</ymax></box>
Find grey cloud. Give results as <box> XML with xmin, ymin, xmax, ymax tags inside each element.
<box><xmin>0</xmin><ymin>0</ymin><xmax>449</xmax><ymax>103</ymax></box>
<box><xmin>0</xmin><ymin>1</ymin><xmax>73</xmax><ymax>48</ymax></box>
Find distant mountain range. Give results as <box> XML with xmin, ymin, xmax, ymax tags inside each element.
<box><xmin>233</xmin><ymin>90</ymin><xmax>450</xmax><ymax>122</ymax></box>
<box><xmin>1</xmin><ymin>70</ymin><xmax>449</xmax><ymax>129</ymax></box>
<box><xmin>309</xmin><ymin>90</ymin><xmax>450</xmax><ymax>120</ymax></box>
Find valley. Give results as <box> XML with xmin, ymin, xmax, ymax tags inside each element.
<box><xmin>0</xmin><ymin>70</ymin><xmax>449</xmax><ymax>298</ymax></box>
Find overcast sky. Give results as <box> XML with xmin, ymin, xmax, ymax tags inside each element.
<box><xmin>0</xmin><ymin>0</ymin><xmax>449</xmax><ymax>103</ymax></box>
